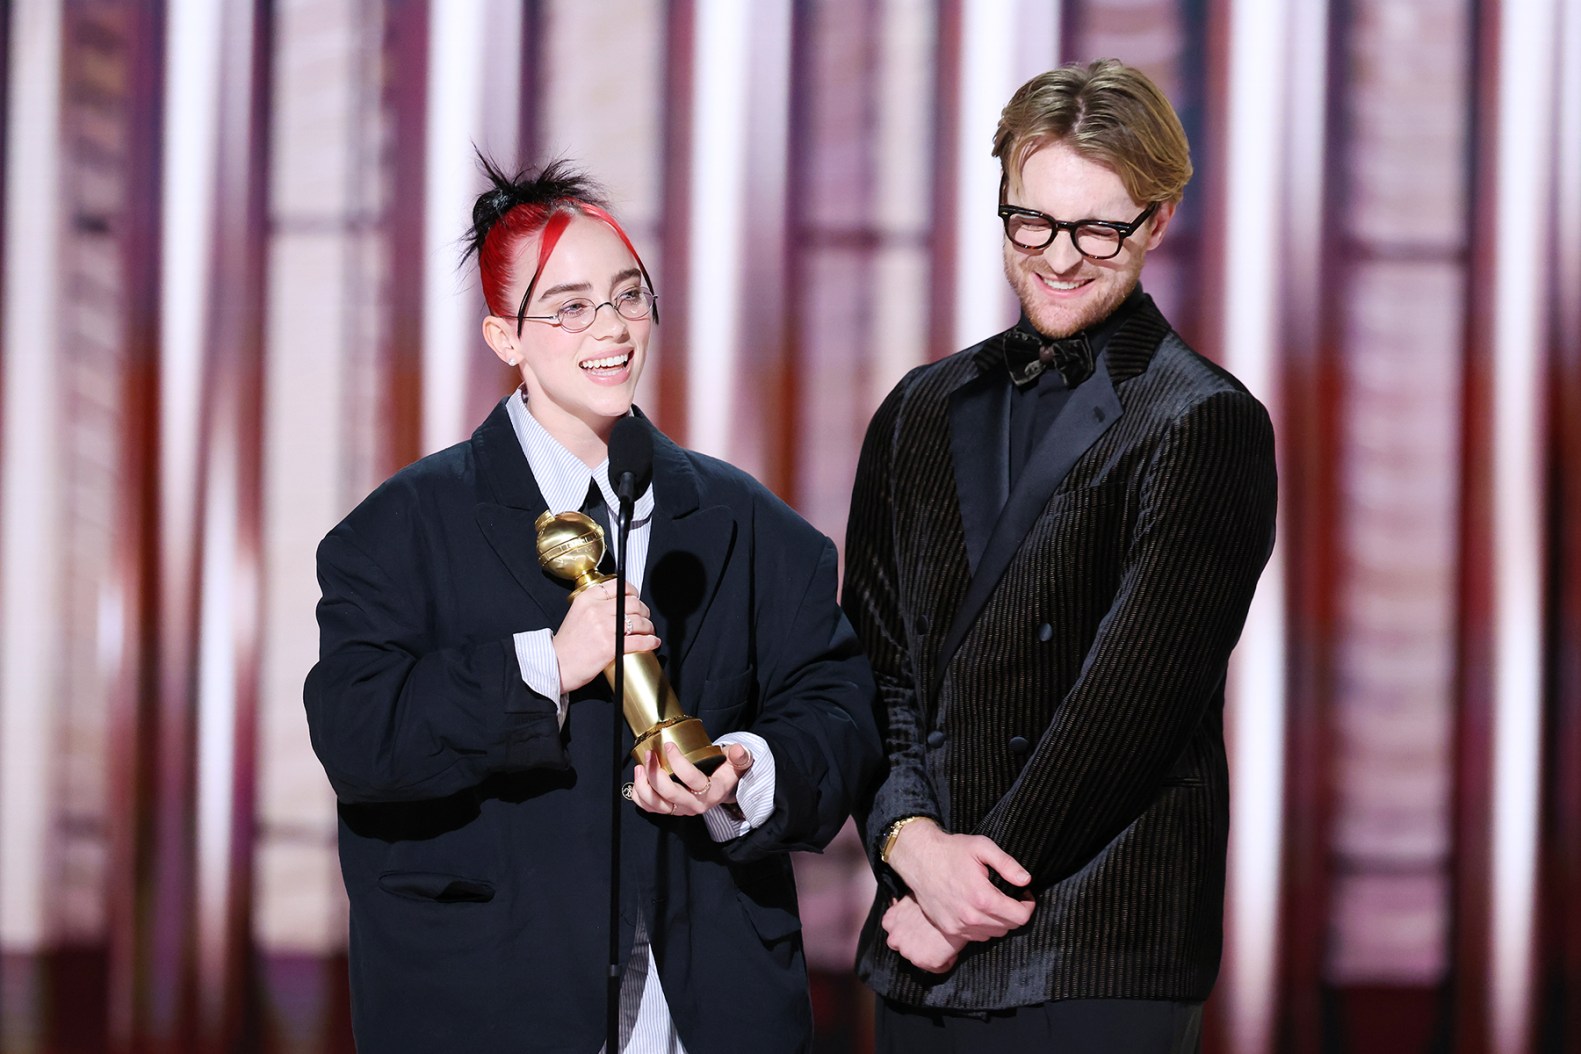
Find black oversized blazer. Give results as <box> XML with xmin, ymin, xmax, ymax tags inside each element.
<box><xmin>304</xmin><ymin>399</ymin><xmax>880</xmax><ymax>1053</ymax></box>
<box><xmin>844</xmin><ymin>295</ymin><xmax>1277</xmax><ymax>1009</ymax></box>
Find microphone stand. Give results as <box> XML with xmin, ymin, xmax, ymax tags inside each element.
<box><xmin>607</xmin><ymin>487</ymin><xmax>634</xmax><ymax>1054</ymax></box>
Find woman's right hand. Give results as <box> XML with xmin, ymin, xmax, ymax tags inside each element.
<box><xmin>551</xmin><ymin>579</ymin><xmax>660</xmax><ymax>691</ymax></box>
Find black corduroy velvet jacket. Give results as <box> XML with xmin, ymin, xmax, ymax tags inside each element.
<box><xmin>843</xmin><ymin>295</ymin><xmax>1277</xmax><ymax>1009</ymax></box>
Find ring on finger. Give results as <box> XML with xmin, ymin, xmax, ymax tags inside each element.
<box><xmin>690</xmin><ymin>776</ymin><xmax>711</xmax><ymax>798</ymax></box>
<box><xmin>665</xmin><ymin>799</ymin><xmax>676</xmax><ymax>814</ymax></box>
<box><xmin>625</xmin><ymin>615</ymin><xmax>633</xmax><ymax>634</ymax></box>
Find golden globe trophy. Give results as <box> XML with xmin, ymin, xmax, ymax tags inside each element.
<box><xmin>535</xmin><ymin>509</ymin><xmax>726</xmax><ymax>776</ymax></box>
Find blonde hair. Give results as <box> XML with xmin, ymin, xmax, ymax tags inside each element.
<box><xmin>993</xmin><ymin>59</ymin><xmax>1193</xmax><ymax>206</ymax></box>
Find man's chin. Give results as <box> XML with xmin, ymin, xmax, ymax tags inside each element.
<box><xmin>1017</xmin><ymin>303</ymin><xmax>1088</xmax><ymax>341</ymax></box>
<box><xmin>1016</xmin><ymin>283</ymin><xmax>1131</xmax><ymax>340</ymax></box>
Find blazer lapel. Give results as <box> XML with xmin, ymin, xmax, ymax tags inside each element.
<box><xmin>948</xmin><ymin>369</ymin><xmax>1011</xmax><ymax>576</ymax></box>
<box><xmin>470</xmin><ymin>400</ymin><xmax>570</xmax><ymax>626</ymax></box>
<box><xmin>935</xmin><ymin>358</ymin><xmax>1123</xmax><ymax>679</ymax></box>
<box><xmin>642</xmin><ymin>427</ymin><xmax>735</xmax><ymax>683</ymax></box>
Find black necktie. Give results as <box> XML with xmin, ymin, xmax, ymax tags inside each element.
<box><xmin>1003</xmin><ymin>328</ymin><xmax>1095</xmax><ymax>390</ymax></box>
<box><xmin>581</xmin><ymin>478</ymin><xmax>616</xmax><ymax>574</ymax></box>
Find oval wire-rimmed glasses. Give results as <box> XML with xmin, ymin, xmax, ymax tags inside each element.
<box><xmin>517</xmin><ymin>287</ymin><xmax>659</xmax><ymax>334</ymax></box>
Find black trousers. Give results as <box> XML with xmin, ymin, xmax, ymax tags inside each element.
<box><xmin>875</xmin><ymin>995</ymin><xmax>1203</xmax><ymax>1053</ymax></box>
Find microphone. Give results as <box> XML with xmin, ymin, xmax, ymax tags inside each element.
<box><xmin>603</xmin><ymin>412</ymin><xmax>652</xmax><ymax>1054</ymax></box>
<box><xmin>608</xmin><ymin>415</ymin><xmax>653</xmax><ymax>510</ymax></box>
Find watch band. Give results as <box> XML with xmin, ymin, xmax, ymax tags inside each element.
<box><xmin>880</xmin><ymin>815</ymin><xmax>929</xmax><ymax>865</ymax></box>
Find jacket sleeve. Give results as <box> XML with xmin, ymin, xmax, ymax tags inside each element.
<box><xmin>840</xmin><ymin>375</ymin><xmax>942</xmax><ymax>871</ymax></box>
<box><xmin>713</xmin><ymin>523</ymin><xmax>883</xmax><ymax>864</ymax></box>
<box><xmin>974</xmin><ymin>388</ymin><xmax>1277</xmax><ymax>885</ymax></box>
<box><xmin>303</xmin><ymin>522</ymin><xmax>568</xmax><ymax>804</ymax></box>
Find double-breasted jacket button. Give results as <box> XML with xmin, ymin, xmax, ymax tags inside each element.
<box><xmin>926</xmin><ymin>730</ymin><xmax>946</xmax><ymax>748</ymax></box>
<box><xmin>1036</xmin><ymin>622</ymin><xmax>1054</xmax><ymax>643</ymax></box>
<box><xmin>1008</xmin><ymin>735</ymin><xmax>1030</xmax><ymax>755</ymax></box>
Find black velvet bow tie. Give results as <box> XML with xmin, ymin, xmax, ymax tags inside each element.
<box><xmin>1002</xmin><ymin>328</ymin><xmax>1095</xmax><ymax>390</ymax></box>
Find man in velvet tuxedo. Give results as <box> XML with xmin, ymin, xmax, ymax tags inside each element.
<box><xmin>304</xmin><ymin>159</ymin><xmax>879</xmax><ymax>1053</ymax></box>
<box><xmin>844</xmin><ymin>60</ymin><xmax>1277</xmax><ymax>1051</ymax></box>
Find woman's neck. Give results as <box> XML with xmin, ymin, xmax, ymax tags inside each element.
<box><xmin>524</xmin><ymin>396</ymin><xmax>613</xmax><ymax>468</ymax></box>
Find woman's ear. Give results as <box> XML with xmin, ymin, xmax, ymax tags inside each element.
<box><xmin>482</xmin><ymin>315</ymin><xmax>521</xmax><ymax>367</ymax></box>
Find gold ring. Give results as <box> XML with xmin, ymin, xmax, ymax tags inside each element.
<box><xmin>691</xmin><ymin>777</ymin><xmax>711</xmax><ymax>798</ymax></box>
<box><xmin>666</xmin><ymin>799</ymin><xmax>676</xmax><ymax>814</ymax></box>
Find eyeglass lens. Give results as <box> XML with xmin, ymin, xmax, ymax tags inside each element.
<box><xmin>1004</xmin><ymin>216</ymin><xmax>1125</xmax><ymax>258</ymax></box>
<box><xmin>551</xmin><ymin>289</ymin><xmax>654</xmax><ymax>333</ymax></box>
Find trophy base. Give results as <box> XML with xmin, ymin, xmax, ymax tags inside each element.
<box><xmin>632</xmin><ymin>715</ymin><xmax>727</xmax><ymax>777</ymax></box>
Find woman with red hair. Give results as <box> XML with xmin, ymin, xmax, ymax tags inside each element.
<box><xmin>305</xmin><ymin>158</ymin><xmax>880</xmax><ymax>1053</ymax></box>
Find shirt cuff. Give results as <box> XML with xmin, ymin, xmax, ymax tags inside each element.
<box><xmin>513</xmin><ymin>629</ymin><xmax>568</xmax><ymax>728</ymax></box>
<box><xmin>702</xmin><ymin>732</ymin><xmax>775</xmax><ymax>842</ymax></box>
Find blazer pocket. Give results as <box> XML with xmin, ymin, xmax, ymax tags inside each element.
<box><xmin>736</xmin><ymin>892</ymin><xmax>802</xmax><ymax>944</ymax></box>
<box><xmin>697</xmin><ymin>665</ymin><xmax>756</xmax><ymax>723</ymax></box>
<box><xmin>377</xmin><ymin>870</ymin><xmax>496</xmax><ymax>904</ymax></box>
<box><xmin>733</xmin><ymin>857</ymin><xmax>802</xmax><ymax>944</ymax></box>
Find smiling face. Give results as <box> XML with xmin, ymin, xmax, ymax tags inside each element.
<box><xmin>1002</xmin><ymin>140</ymin><xmax>1175</xmax><ymax>339</ymax></box>
<box><xmin>482</xmin><ymin>212</ymin><xmax>651</xmax><ymax>463</ymax></box>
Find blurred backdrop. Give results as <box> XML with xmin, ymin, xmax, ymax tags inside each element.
<box><xmin>1</xmin><ymin>0</ymin><xmax>1578</xmax><ymax>1051</ymax></box>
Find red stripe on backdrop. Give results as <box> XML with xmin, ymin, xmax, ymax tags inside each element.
<box><xmin>381</xmin><ymin>0</ymin><xmax>429</xmax><ymax>474</ymax></box>
<box><xmin>1193</xmin><ymin>2</ymin><xmax>1236</xmax><ymax>1050</ymax></box>
<box><xmin>102</xmin><ymin>3</ymin><xmax>167</xmax><ymax>1048</ymax></box>
<box><xmin>1273</xmin><ymin>2</ymin><xmax>1346</xmax><ymax>1049</ymax></box>
<box><xmin>1451</xmin><ymin>0</ymin><xmax>1505</xmax><ymax>1046</ymax></box>
<box><xmin>192</xmin><ymin>0</ymin><xmax>270</xmax><ymax>1048</ymax></box>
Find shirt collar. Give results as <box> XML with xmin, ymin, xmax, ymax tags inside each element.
<box><xmin>505</xmin><ymin>391</ymin><xmax>656</xmax><ymax>520</ymax></box>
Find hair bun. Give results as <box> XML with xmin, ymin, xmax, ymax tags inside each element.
<box><xmin>462</xmin><ymin>153</ymin><xmax>611</xmax><ymax>263</ymax></box>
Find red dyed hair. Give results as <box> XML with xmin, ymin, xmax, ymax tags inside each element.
<box><xmin>464</xmin><ymin>156</ymin><xmax>656</xmax><ymax>326</ymax></box>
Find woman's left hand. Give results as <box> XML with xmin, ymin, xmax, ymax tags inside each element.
<box><xmin>631</xmin><ymin>741</ymin><xmax>754</xmax><ymax>817</ymax></box>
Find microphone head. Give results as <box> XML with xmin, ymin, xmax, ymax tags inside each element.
<box><xmin>608</xmin><ymin>415</ymin><xmax>654</xmax><ymax>501</ymax></box>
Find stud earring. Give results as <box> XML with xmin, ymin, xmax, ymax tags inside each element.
<box><xmin>508</xmin><ymin>357</ymin><xmax>519</xmax><ymax>366</ymax></box>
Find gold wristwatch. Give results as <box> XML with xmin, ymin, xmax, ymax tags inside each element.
<box><xmin>880</xmin><ymin>815</ymin><xmax>929</xmax><ymax>865</ymax></box>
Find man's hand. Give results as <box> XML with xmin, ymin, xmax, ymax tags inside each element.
<box><xmin>551</xmin><ymin>580</ymin><xmax>659</xmax><ymax>691</ymax></box>
<box><xmin>882</xmin><ymin>895</ymin><xmax>967</xmax><ymax>973</ymax></box>
<box><xmin>886</xmin><ymin>819</ymin><xmax>1034</xmax><ymax>943</ymax></box>
<box><xmin>631</xmin><ymin>741</ymin><xmax>754</xmax><ymax>817</ymax></box>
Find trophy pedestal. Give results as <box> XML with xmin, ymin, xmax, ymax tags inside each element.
<box><xmin>633</xmin><ymin>715</ymin><xmax>727</xmax><ymax>776</ymax></box>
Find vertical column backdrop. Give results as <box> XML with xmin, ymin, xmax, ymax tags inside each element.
<box><xmin>0</xmin><ymin>1</ymin><xmax>65</xmax><ymax>1047</ymax></box>
<box><xmin>256</xmin><ymin>1</ymin><xmax>392</xmax><ymax>1049</ymax></box>
<box><xmin>1314</xmin><ymin>0</ymin><xmax>1472</xmax><ymax>1041</ymax></box>
<box><xmin>1459</xmin><ymin>1</ymin><xmax>1563</xmax><ymax>1053</ymax></box>
<box><xmin>1273</xmin><ymin>0</ymin><xmax>1341</xmax><ymax>1048</ymax></box>
<box><xmin>1218</xmin><ymin>0</ymin><xmax>1293</xmax><ymax>1049</ymax></box>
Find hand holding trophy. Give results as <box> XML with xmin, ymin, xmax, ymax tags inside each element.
<box><xmin>536</xmin><ymin>509</ymin><xmax>726</xmax><ymax>776</ymax></box>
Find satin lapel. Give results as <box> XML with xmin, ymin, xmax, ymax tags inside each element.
<box><xmin>948</xmin><ymin>370</ymin><xmax>1011</xmax><ymax>576</ymax></box>
<box><xmin>643</xmin><ymin>433</ymin><xmax>735</xmax><ymax>681</ymax></box>
<box><xmin>470</xmin><ymin>400</ymin><xmax>567</xmax><ymax>626</ymax></box>
<box><xmin>936</xmin><ymin>360</ymin><xmax>1124</xmax><ymax>678</ymax></box>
